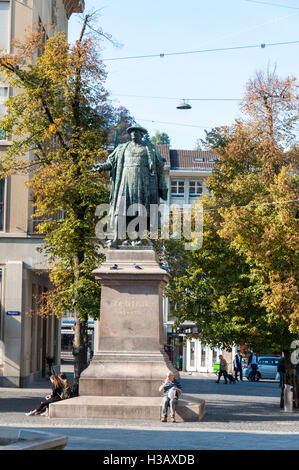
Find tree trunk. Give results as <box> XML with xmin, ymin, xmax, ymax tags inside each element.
<box><xmin>72</xmin><ymin>310</ymin><xmax>88</xmax><ymax>396</ymax></box>
<box><xmin>280</xmin><ymin>349</ymin><xmax>297</xmax><ymax>410</ymax></box>
<box><xmin>69</xmin><ymin>246</ymin><xmax>88</xmax><ymax>396</ymax></box>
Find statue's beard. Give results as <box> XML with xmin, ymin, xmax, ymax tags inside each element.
<box><xmin>131</xmin><ymin>135</ymin><xmax>142</xmax><ymax>144</ymax></box>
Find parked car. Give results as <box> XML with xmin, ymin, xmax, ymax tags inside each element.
<box><xmin>243</xmin><ymin>356</ymin><xmax>280</xmax><ymax>381</ymax></box>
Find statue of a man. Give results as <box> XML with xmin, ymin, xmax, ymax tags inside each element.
<box><xmin>93</xmin><ymin>125</ymin><xmax>168</xmax><ymax>246</ymax></box>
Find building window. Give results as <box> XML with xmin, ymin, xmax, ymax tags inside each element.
<box><xmin>0</xmin><ymin>180</ymin><xmax>4</xmax><ymax>231</ymax></box>
<box><xmin>0</xmin><ymin>2</ymin><xmax>10</xmax><ymax>52</ymax></box>
<box><xmin>0</xmin><ymin>87</ymin><xmax>8</xmax><ymax>139</ymax></box>
<box><xmin>189</xmin><ymin>181</ymin><xmax>203</xmax><ymax>196</ymax></box>
<box><xmin>194</xmin><ymin>157</ymin><xmax>204</xmax><ymax>162</ymax></box>
<box><xmin>30</xmin><ymin>206</ymin><xmax>64</xmax><ymax>233</ymax></box>
<box><xmin>171</xmin><ymin>180</ymin><xmax>184</xmax><ymax>196</ymax></box>
<box><xmin>201</xmin><ymin>345</ymin><xmax>207</xmax><ymax>367</ymax></box>
<box><xmin>208</xmin><ymin>156</ymin><xmax>215</xmax><ymax>162</ymax></box>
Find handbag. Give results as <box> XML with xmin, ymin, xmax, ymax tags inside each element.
<box><xmin>167</xmin><ymin>387</ymin><xmax>176</xmax><ymax>399</ymax></box>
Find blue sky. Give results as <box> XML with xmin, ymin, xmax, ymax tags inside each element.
<box><xmin>69</xmin><ymin>0</ymin><xmax>299</xmax><ymax>149</ymax></box>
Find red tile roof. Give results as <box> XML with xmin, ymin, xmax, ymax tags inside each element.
<box><xmin>156</xmin><ymin>145</ymin><xmax>217</xmax><ymax>170</ymax></box>
<box><xmin>156</xmin><ymin>144</ymin><xmax>171</xmax><ymax>164</ymax></box>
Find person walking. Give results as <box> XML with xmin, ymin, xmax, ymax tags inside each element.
<box><xmin>25</xmin><ymin>374</ymin><xmax>64</xmax><ymax>417</ymax></box>
<box><xmin>216</xmin><ymin>355</ymin><xmax>228</xmax><ymax>384</ymax></box>
<box><xmin>159</xmin><ymin>371</ymin><xmax>182</xmax><ymax>422</ymax></box>
<box><xmin>248</xmin><ymin>352</ymin><xmax>258</xmax><ymax>380</ymax></box>
<box><xmin>277</xmin><ymin>354</ymin><xmax>285</xmax><ymax>388</ymax></box>
<box><xmin>234</xmin><ymin>349</ymin><xmax>243</xmax><ymax>381</ymax></box>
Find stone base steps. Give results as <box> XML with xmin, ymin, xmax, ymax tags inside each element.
<box><xmin>49</xmin><ymin>395</ymin><xmax>205</xmax><ymax>422</ymax></box>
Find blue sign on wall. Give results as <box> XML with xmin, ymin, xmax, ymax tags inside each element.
<box><xmin>6</xmin><ymin>311</ymin><xmax>21</xmax><ymax>316</ymax></box>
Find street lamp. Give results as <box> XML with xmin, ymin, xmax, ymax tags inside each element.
<box><xmin>176</xmin><ymin>99</ymin><xmax>192</xmax><ymax>110</ymax></box>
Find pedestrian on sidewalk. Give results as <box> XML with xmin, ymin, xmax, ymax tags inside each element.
<box><xmin>159</xmin><ymin>371</ymin><xmax>182</xmax><ymax>422</ymax></box>
<box><xmin>216</xmin><ymin>355</ymin><xmax>228</xmax><ymax>384</ymax></box>
<box><xmin>277</xmin><ymin>354</ymin><xmax>285</xmax><ymax>388</ymax></box>
<box><xmin>248</xmin><ymin>351</ymin><xmax>258</xmax><ymax>380</ymax></box>
<box><xmin>234</xmin><ymin>350</ymin><xmax>243</xmax><ymax>381</ymax></box>
<box><xmin>25</xmin><ymin>374</ymin><xmax>64</xmax><ymax>417</ymax></box>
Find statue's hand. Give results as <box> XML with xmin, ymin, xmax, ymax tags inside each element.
<box><xmin>159</xmin><ymin>187</ymin><xmax>168</xmax><ymax>201</ymax></box>
<box><xmin>90</xmin><ymin>163</ymin><xmax>104</xmax><ymax>173</ymax></box>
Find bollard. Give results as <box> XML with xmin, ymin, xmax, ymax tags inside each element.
<box><xmin>284</xmin><ymin>384</ymin><xmax>293</xmax><ymax>412</ymax></box>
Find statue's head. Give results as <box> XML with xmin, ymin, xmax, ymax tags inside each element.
<box><xmin>127</xmin><ymin>125</ymin><xmax>148</xmax><ymax>143</ymax></box>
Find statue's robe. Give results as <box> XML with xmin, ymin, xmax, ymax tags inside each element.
<box><xmin>100</xmin><ymin>142</ymin><xmax>168</xmax><ymax>222</ymax></box>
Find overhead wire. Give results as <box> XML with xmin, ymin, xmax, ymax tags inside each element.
<box><xmin>102</xmin><ymin>39</ymin><xmax>299</xmax><ymax>62</ymax></box>
<box><xmin>244</xmin><ymin>0</ymin><xmax>299</xmax><ymax>10</ymax></box>
<box><xmin>136</xmin><ymin>119</ymin><xmax>214</xmax><ymax>129</ymax></box>
<box><xmin>104</xmin><ymin>28</ymin><xmax>299</xmax><ymax>138</ymax></box>
<box><xmin>111</xmin><ymin>94</ymin><xmax>241</xmax><ymax>102</ymax></box>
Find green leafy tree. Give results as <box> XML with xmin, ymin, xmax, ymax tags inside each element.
<box><xmin>194</xmin><ymin>126</ymin><xmax>230</xmax><ymax>151</ymax></box>
<box><xmin>0</xmin><ymin>16</ymin><xmax>112</xmax><ymax>392</ymax></box>
<box><xmin>150</xmin><ymin>130</ymin><xmax>170</xmax><ymax>146</ymax></box>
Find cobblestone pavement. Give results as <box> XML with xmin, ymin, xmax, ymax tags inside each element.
<box><xmin>0</xmin><ymin>363</ymin><xmax>298</xmax><ymax>450</ymax></box>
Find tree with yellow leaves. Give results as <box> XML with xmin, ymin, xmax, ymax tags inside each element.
<box><xmin>166</xmin><ymin>69</ymin><xmax>299</xmax><ymax>408</ymax></box>
<box><xmin>209</xmin><ymin>70</ymin><xmax>298</xmax><ymax>406</ymax></box>
<box><xmin>0</xmin><ymin>15</ymin><xmax>114</xmax><ymax>393</ymax></box>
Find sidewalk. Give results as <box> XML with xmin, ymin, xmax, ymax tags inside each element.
<box><xmin>0</xmin><ymin>363</ymin><xmax>298</xmax><ymax>450</ymax></box>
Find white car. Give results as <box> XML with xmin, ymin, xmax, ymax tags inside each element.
<box><xmin>243</xmin><ymin>356</ymin><xmax>280</xmax><ymax>380</ymax></box>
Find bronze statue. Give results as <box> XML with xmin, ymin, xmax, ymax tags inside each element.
<box><xmin>93</xmin><ymin>126</ymin><xmax>168</xmax><ymax>246</ymax></box>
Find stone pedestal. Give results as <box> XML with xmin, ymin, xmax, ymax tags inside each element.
<box><xmin>79</xmin><ymin>248</ymin><xmax>178</xmax><ymax>397</ymax></box>
<box><xmin>50</xmin><ymin>248</ymin><xmax>205</xmax><ymax>421</ymax></box>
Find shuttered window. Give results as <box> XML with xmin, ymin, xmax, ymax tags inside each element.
<box><xmin>0</xmin><ymin>2</ymin><xmax>10</xmax><ymax>52</ymax></box>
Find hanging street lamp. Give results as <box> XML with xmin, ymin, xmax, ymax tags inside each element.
<box><xmin>176</xmin><ymin>99</ymin><xmax>192</xmax><ymax>110</ymax></box>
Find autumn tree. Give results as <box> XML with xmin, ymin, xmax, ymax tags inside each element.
<box><xmin>97</xmin><ymin>102</ymin><xmax>137</xmax><ymax>147</ymax></box>
<box><xmin>0</xmin><ymin>16</ymin><xmax>113</xmax><ymax>392</ymax></box>
<box><xmin>166</xmin><ymin>70</ymin><xmax>299</xmax><ymax>407</ymax></box>
<box><xmin>209</xmin><ymin>71</ymin><xmax>298</xmax><ymax>335</ymax></box>
<box><xmin>212</xmin><ymin>71</ymin><xmax>299</xmax><ymax>406</ymax></box>
<box><xmin>165</xmin><ymin>197</ymin><xmax>295</xmax><ymax>351</ymax></box>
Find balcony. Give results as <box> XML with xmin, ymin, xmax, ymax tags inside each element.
<box><xmin>28</xmin><ymin>209</ymin><xmax>64</xmax><ymax>235</ymax></box>
<box><xmin>63</xmin><ymin>0</ymin><xmax>85</xmax><ymax>18</ymax></box>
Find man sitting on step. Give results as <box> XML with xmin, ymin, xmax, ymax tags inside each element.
<box><xmin>159</xmin><ymin>371</ymin><xmax>182</xmax><ymax>422</ymax></box>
